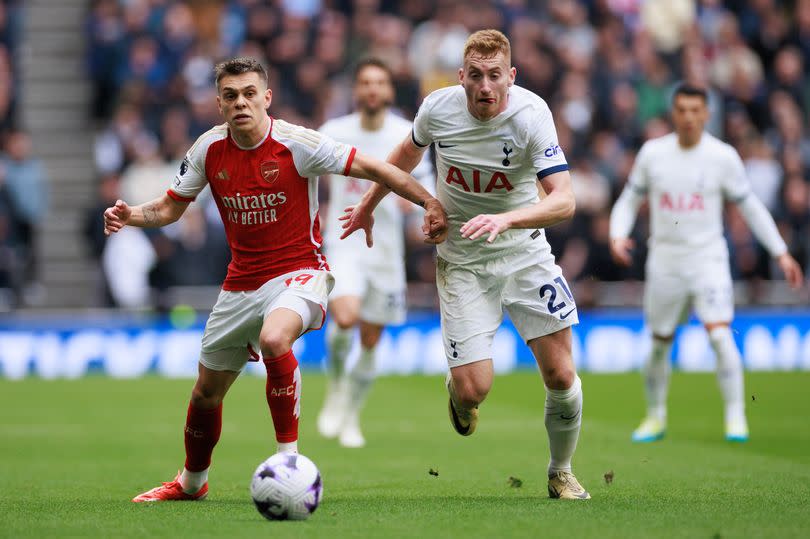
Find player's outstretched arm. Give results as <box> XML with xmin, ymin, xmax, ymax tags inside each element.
<box><xmin>103</xmin><ymin>193</ymin><xmax>190</xmax><ymax>236</ymax></box>
<box><xmin>348</xmin><ymin>134</ymin><xmax>429</xmax><ymax>217</ymax></box>
<box><xmin>460</xmin><ymin>170</ymin><xmax>575</xmax><ymax>244</ymax></box>
<box><xmin>735</xmin><ymin>194</ymin><xmax>804</xmax><ymax>288</ymax></box>
<box><xmin>343</xmin><ymin>151</ymin><xmax>447</xmax><ymax>245</ymax></box>
<box><xmin>608</xmin><ymin>184</ymin><xmax>645</xmax><ymax>267</ymax></box>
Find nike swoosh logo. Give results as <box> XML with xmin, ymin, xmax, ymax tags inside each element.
<box><xmin>448</xmin><ymin>399</ymin><xmax>471</xmax><ymax>435</ymax></box>
<box><xmin>560</xmin><ymin>410</ymin><xmax>580</xmax><ymax>421</ymax></box>
<box><xmin>437</xmin><ymin>142</ymin><xmax>457</xmax><ymax>148</ymax></box>
<box><xmin>560</xmin><ymin>307</ymin><xmax>576</xmax><ymax>320</ymax></box>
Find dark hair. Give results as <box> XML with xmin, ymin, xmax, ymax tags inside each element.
<box><xmin>214</xmin><ymin>57</ymin><xmax>268</xmax><ymax>87</ymax></box>
<box><xmin>353</xmin><ymin>57</ymin><xmax>394</xmax><ymax>84</ymax></box>
<box><xmin>672</xmin><ymin>83</ymin><xmax>708</xmax><ymax>103</ymax></box>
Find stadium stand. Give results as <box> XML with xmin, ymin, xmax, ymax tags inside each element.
<box><xmin>10</xmin><ymin>0</ymin><xmax>810</xmax><ymax>311</ymax></box>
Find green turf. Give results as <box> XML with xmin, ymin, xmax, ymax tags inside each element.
<box><xmin>1</xmin><ymin>372</ymin><xmax>809</xmax><ymax>538</ymax></box>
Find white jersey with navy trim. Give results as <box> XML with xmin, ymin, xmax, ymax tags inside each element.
<box><xmin>412</xmin><ymin>84</ymin><xmax>568</xmax><ymax>265</ymax></box>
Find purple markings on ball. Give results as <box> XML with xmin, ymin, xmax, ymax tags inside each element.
<box><xmin>304</xmin><ymin>473</ymin><xmax>322</xmax><ymax>513</ymax></box>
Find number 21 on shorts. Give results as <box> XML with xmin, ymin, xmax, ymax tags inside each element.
<box><xmin>539</xmin><ymin>276</ymin><xmax>575</xmax><ymax>318</ymax></box>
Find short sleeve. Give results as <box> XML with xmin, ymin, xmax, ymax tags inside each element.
<box><xmin>720</xmin><ymin>147</ymin><xmax>751</xmax><ymax>203</ymax></box>
<box><xmin>411</xmin><ymin>96</ymin><xmax>433</xmax><ymax>148</ymax></box>
<box><xmin>168</xmin><ymin>133</ymin><xmax>213</xmax><ymax>202</ymax></box>
<box><xmin>529</xmin><ymin>104</ymin><xmax>569</xmax><ymax>179</ymax></box>
<box><xmin>277</xmin><ymin>122</ymin><xmax>356</xmax><ymax>178</ymax></box>
<box><xmin>626</xmin><ymin>144</ymin><xmax>650</xmax><ymax>195</ymax></box>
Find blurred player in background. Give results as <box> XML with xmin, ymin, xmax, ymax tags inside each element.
<box><xmin>316</xmin><ymin>58</ymin><xmax>434</xmax><ymax>448</ymax></box>
<box><xmin>610</xmin><ymin>84</ymin><xmax>804</xmax><ymax>444</ymax></box>
<box><xmin>103</xmin><ymin>57</ymin><xmax>446</xmax><ymax>502</ymax></box>
<box><xmin>342</xmin><ymin>30</ymin><xmax>590</xmax><ymax>499</ymax></box>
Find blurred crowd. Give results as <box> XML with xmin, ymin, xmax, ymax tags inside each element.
<box><xmin>0</xmin><ymin>1</ymin><xmax>48</xmax><ymax>309</ymax></box>
<box><xmin>83</xmin><ymin>0</ymin><xmax>810</xmax><ymax>309</ymax></box>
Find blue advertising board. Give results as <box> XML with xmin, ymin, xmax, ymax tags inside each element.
<box><xmin>1</xmin><ymin>309</ymin><xmax>809</xmax><ymax>379</ymax></box>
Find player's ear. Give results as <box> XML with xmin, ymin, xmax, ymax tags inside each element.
<box><xmin>216</xmin><ymin>94</ymin><xmax>223</xmax><ymax>115</ymax></box>
<box><xmin>265</xmin><ymin>88</ymin><xmax>272</xmax><ymax>110</ymax></box>
<box><xmin>458</xmin><ymin>67</ymin><xmax>464</xmax><ymax>85</ymax></box>
<box><xmin>508</xmin><ymin>66</ymin><xmax>516</xmax><ymax>86</ymax></box>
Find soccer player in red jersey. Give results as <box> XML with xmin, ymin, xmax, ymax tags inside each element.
<box><xmin>103</xmin><ymin>57</ymin><xmax>446</xmax><ymax>502</ymax></box>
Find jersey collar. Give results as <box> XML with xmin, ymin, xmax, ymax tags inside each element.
<box><xmin>230</xmin><ymin>117</ymin><xmax>272</xmax><ymax>150</ymax></box>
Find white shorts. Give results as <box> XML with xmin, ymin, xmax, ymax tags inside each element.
<box><xmin>644</xmin><ymin>257</ymin><xmax>733</xmax><ymax>337</ymax></box>
<box><xmin>437</xmin><ymin>248</ymin><xmax>578</xmax><ymax>368</ymax></box>
<box><xmin>328</xmin><ymin>249</ymin><xmax>406</xmax><ymax>326</ymax></box>
<box><xmin>200</xmin><ymin>269</ymin><xmax>334</xmax><ymax>372</ymax></box>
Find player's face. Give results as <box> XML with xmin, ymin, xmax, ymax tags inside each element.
<box><xmin>671</xmin><ymin>94</ymin><xmax>708</xmax><ymax>144</ymax></box>
<box><xmin>459</xmin><ymin>51</ymin><xmax>516</xmax><ymax>121</ymax></box>
<box><xmin>354</xmin><ymin>65</ymin><xmax>394</xmax><ymax>115</ymax></box>
<box><xmin>217</xmin><ymin>72</ymin><xmax>272</xmax><ymax>133</ymax></box>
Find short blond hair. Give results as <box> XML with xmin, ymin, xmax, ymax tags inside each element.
<box><xmin>463</xmin><ymin>29</ymin><xmax>511</xmax><ymax>64</ymax></box>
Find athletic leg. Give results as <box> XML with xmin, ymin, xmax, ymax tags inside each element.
<box><xmin>318</xmin><ymin>295</ymin><xmax>361</xmax><ymax>438</ymax></box>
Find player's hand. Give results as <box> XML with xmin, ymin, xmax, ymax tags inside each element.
<box><xmin>609</xmin><ymin>237</ymin><xmax>634</xmax><ymax>267</ymax></box>
<box><xmin>103</xmin><ymin>199</ymin><xmax>131</xmax><ymax>236</ymax></box>
<box><xmin>777</xmin><ymin>252</ymin><xmax>804</xmax><ymax>289</ymax></box>
<box><xmin>422</xmin><ymin>198</ymin><xmax>448</xmax><ymax>244</ymax></box>
<box><xmin>339</xmin><ymin>205</ymin><xmax>375</xmax><ymax>247</ymax></box>
<box><xmin>460</xmin><ymin>213</ymin><xmax>510</xmax><ymax>243</ymax></box>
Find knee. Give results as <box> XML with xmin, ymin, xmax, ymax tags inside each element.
<box><xmin>359</xmin><ymin>326</ymin><xmax>383</xmax><ymax>349</ymax></box>
<box><xmin>453</xmin><ymin>376</ymin><xmax>491</xmax><ymax>408</ymax></box>
<box><xmin>190</xmin><ymin>384</ymin><xmax>223</xmax><ymax>409</ymax></box>
<box><xmin>331</xmin><ymin>309</ymin><xmax>357</xmax><ymax>330</ymax></box>
<box><xmin>544</xmin><ymin>364</ymin><xmax>576</xmax><ymax>391</ymax></box>
<box><xmin>259</xmin><ymin>327</ymin><xmax>295</xmax><ymax>358</ymax></box>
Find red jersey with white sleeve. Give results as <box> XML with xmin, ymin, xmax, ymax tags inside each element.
<box><xmin>168</xmin><ymin>118</ymin><xmax>357</xmax><ymax>291</ymax></box>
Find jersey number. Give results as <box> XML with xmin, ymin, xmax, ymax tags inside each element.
<box><xmin>539</xmin><ymin>277</ymin><xmax>573</xmax><ymax>313</ymax></box>
<box><xmin>285</xmin><ymin>273</ymin><xmax>314</xmax><ymax>287</ymax></box>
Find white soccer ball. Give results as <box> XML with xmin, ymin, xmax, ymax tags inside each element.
<box><xmin>250</xmin><ymin>453</ymin><xmax>323</xmax><ymax>521</ymax></box>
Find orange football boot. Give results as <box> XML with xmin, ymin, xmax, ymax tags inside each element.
<box><xmin>132</xmin><ymin>472</ymin><xmax>208</xmax><ymax>502</ymax></box>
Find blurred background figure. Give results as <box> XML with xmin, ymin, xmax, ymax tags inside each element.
<box><xmin>316</xmin><ymin>58</ymin><xmax>434</xmax><ymax>449</ymax></box>
<box><xmin>0</xmin><ymin>130</ymin><xmax>48</xmax><ymax>306</ymax></box>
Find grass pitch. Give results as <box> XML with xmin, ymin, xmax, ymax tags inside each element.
<box><xmin>1</xmin><ymin>372</ymin><xmax>809</xmax><ymax>538</ymax></box>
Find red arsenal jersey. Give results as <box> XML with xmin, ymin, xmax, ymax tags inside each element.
<box><xmin>168</xmin><ymin>118</ymin><xmax>356</xmax><ymax>291</ymax></box>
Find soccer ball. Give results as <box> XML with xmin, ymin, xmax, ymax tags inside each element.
<box><xmin>250</xmin><ymin>453</ymin><xmax>323</xmax><ymax>521</ymax></box>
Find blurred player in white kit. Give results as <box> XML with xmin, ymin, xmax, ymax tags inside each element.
<box><xmin>316</xmin><ymin>58</ymin><xmax>433</xmax><ymax>448</ymax></box>
<box><xmin>610</xmin><ymin>84</ymin><xmax>804</xmax><ymax>444</ymax></box>
<box><xmin>342</xmin><ymin>30</ymin><xmax>590</xmax><ymax>499</ymax></box>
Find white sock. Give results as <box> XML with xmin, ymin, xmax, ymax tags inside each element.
<box><xmin>545</xmin><ymin>375</ymin><xmax>583</xmax><ymax>476</ymax></box>
<box><xmin>277</xmin><ymin>441</ymin><xmax>298</xmax><ymax>454</ymax></box>
<box><xmin>708</xmin><ymin>326</ymin><xmax>746</xmax><ymax>423</ymax></box>
<box><xmin>180</xmin><ymin>467</ymin><xmax>208</xmax><ymax>494</ymax></box>
<box><xmin>326</xmin><ymin>322</ymin><xmax>352</xmax><ymax>384</ymax></box>
<box><xmin>644</xmin><ymin>339</ymin><xmax>672</xmax><ymax>422</ymax></box>
<box><xmin>345</xmin><ymin>346</ymin><xmax>376</xmax><ymax>420</ymax></box>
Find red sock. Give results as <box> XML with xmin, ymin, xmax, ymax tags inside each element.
<box><xmin>263</xmin><ymin>350</ymin><xmax>301</xmax><ymax>443</ymax></box>
<box><xmin>183</xmin><ymin>402</ymin><xmax>222</xmax><ymax>472</ymax></box>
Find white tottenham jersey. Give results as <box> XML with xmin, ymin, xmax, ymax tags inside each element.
<box><xmin>627</xmin><ymin>132</ymin><xmax>751</xmax><ymax>260</ymax></box>
<box><xmin>412</xmin><ymin>84</ymin><xmax>569</xmax><ymax>264</ymax></box>
<box><xmin>320</xmin><ymin>111</ymin><xmax>433</xmax><ymax>260</ymax></box>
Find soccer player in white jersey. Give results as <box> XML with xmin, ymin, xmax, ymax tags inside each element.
<box><xmin>340</xmin><ymin>30</ymin><xmax>590</xmax><ymax>499</ymax></box>
<box><xmin>103</xmin><ymin>57</ymin><xmax>446</xmax><ymax>502</ymax></box>
<box><xmin>316</xmin><ymin>59</ymin><xmax>434</xmax><ymax>448</ymax></box>
<box><xmin>610</xmin><ymin>84</ymin><xmax>804</xmax><ymax>444</ymax></box>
